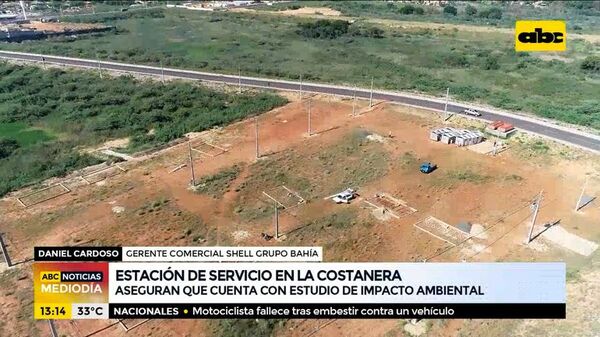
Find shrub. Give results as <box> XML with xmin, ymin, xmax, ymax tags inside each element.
<box><xmin>443</xmin><ymin>53</ymin><xmax>470</xmax><ymax>68</ymax></box>
<box><xmin>465</xmin><ymin>4</ymin><xmax>477</xmax><ymax>16</ymax></box>
<box><xmin>479</xmin><ymin>7</ymin><xmax>502</xmax><ymax>20</ymax></box>
<box><xmin>581</xmin><ymin>55</ymin><xmax>600</xmax><ymax>73</ymax></box>
<box><xmin>443</xmin><ymin>5</ymin><xmax>458</xmax><ymax>16</ymax></box>
<box><xmin>365</xmin><ymin>27</ymin><xmax>385</xmax><ymax>38</ymax></box>
<box><xmin>0</xmin><ymin>138</ymin><xmax>19</xmax><ymax>159</ymax></box>
<box><xmin>483</xmin><ymin>56</ymin><xmax>500</xmax><ymax>70</ymax></box>
<box><xmin>296</xmin><ymin>19</ymin><xmax>350</xmax><ymax>39</ymax></box>
<box><xmin>349</xmin><ymin>26</ymin><xmax>385</xmax><ymax>39</ymax></box>
<box><xmin>398</xmin><ymin>4</ymin><xmax>424</xmax><ymax>15</ymax></box>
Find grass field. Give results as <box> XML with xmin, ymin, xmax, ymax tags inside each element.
<box><xmin>1</xmin><ymin>7</ymin><xmax>598</xmax><ymax>130</ymax></box>
<box><xmin>0</xmin><ymin>122</ymin><xmax>54</xmax><ymax>147</ymax></box>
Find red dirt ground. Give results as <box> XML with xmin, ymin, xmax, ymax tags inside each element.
<box><xmin>1</xmin><ymin>93</ymin><xmax>599</xmax><ymax>337</ymax></box>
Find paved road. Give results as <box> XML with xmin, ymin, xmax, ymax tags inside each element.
<box><xmin>1</xmin><ymin>50</ymin><xmax>599</xmax><ymax>153</ymax></box>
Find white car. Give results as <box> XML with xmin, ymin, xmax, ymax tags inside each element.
<box><xmin>463</xmin><ymin>108</ymin><xmax>482</xmax><ymax>117</ymax></box>
<box><xmin>332</xmin><ymin>189</ymin><xmax>356</xmax><ymax>204</ymax></box>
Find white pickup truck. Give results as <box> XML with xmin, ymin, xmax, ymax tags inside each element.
<box><xmin>463</xmin><ymin>108</ymin><xmax>482</xmax><ymax>117</ymax></box>
<box><xmin>332</xmin><ymin>189</ymin><xmax>357</xmax><ymax>204</ymax></box>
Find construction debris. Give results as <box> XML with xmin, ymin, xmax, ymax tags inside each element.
<box><xmin>485</xmin><ymin>121</ymin><xmax>517</xmax><ymax>138</ymax></box>
<box><xmin>456</xmin><ymin>222</ymin><xmax>473</xmax><ymax>234</ymax></box>
<box><xmin>429</xmin><ymin>127</ymin><xmax>485</xmax><ymax>146</ymax></box>
<box><xmin>540</xmin><ymin>225</ymin><xmax>598</xmax><ymax>256</ymax></box>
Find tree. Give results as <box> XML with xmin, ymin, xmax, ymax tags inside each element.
<box><xmin>443</xmin><ymin>5</ymin><xmax>458</xmax><ymax>16</ymax></box>
<box><xmin>0</xmin><ymin>139</ymin><xmax>19</xmax><ymax>159</ymax></box>
<box><xmin>465</xmin><ymin>4</ymin><xmax>477</xmax><ymax>16</ymax></box>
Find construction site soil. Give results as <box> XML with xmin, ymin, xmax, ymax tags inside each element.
<box><xmin>1</xmin><ymin>93</ymin><xmax>599</xmax><ymax>337</ymax></box>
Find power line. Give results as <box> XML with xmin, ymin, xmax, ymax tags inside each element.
<box><xmin>424</xmin><ymin>200</ymin><xmax>532</xmax><ymax>261</ymax></box>
<box><xmin>426</xmin><ymin>193</ymin><xmax>560</xmax><ymax>262</ymax></box>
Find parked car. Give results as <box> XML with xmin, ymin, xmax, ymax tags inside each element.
<box><xmin>332</xmin><ymin>189</ymin><xmax>357</xmax><ymax>204</ymax></box>
<box><xmin>419</xmin><ymin>162</ymin><xmax>437</xmax><ymax>174</ymax></box>
<box><xmin>463</xmin><ymin>108</ymin><xmax>482</xmax><ymax>117</ymax></box>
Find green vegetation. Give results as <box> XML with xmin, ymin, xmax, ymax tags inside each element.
<box><xmin>62</xmin><ymin>7</ymin><xmax>165</xmax><ymax>24</ymax></box>
<box><xmin>300</xmin><ymin>209</ymin><xmax>359</xmax><ymax>231</ymax></box>
<box><xmin>288</xmin><ymin>208</ymin><xmax>375</xmax><ymax>261</ymax></box>
<box><xmin>136</xmin><ymin>197</ymin><xmax>170</xmax><ymax>216</ymax></box>
<box><xmin>396</xmin><ymin>4</ymin><xmax>425</xmax><ymax>15</ymax></box>
<box><xmin>0</xmin><ymin>141</ymin><xmax>102</xmax><ymax>197</ymax></box>
<box><xmin>465</xmin><ymin>4</ymin><xmax>478</xmax><ymax>17</ymax></box>
<box><xmin>446</xmin><ymin>169</ymin><xmax>491</xmax><ymax>184</ymax></box>
<box><xmin>0</xmin><ymin>62</ymin><xmax>286</xmax><ymax>196</ymax></box>
<box><xmin>234</xmin><ymin>128</ymin><xmax>389</xmax><ymax>222</ymax></box>
<box><xmin>211</xmin><ymin>319</ymin><xmax>286</xmax><ymax>337</ymax></box>
<box><xmin>296</xmin><ymin>19</ymin><xmax>350</xmax><ymax>39</ymax></box>
<box><xmin>581</xmin><ymin>55</ymin><xmax>600</xmax><ymax>73</ymax></box>
<box><xmin>443</xmin><ymin>5</ymin><xmax>458</xmax><ymax>16</ymax></box>
<box><xmin>315</xmin><ymin>1</ymin><xmax>599</xmax><ymax>32</ymax></box>
<box><xmin>434</xmin><ymin>168</ymin><xmax>492</xmax><ymax>187</ymax></box>
<box><xmin>0</xmin><ymin>122</ymin><xmax>54</xmax><ymax>147</ymax></box>
<box><xmin>2</xmin><ymin>9</ymin><xmax>598</xmax><ymax>130</ymax></box>
<box><xmin>0</xmin><ymin>138</ymin><xmax>19</xmax><ymax>159</ymax></box>
<box><xmin>514</xmin><ymin>138</ymin><xmax>552</xmax><ymax>158</ymax></box>
<box><xmin>503</xmin><ymin>174</ymin><xmax>524</xmax><ymax>182</ymax></box>
<box><xmin>195</xmin><ymin>164</ymin><xmax>243</xmax><ymax>198</ymax></box>
<box><xmin>398</xmin><ymin>151</ymin><xmax>418</xmax><ymax>169</ymax></box>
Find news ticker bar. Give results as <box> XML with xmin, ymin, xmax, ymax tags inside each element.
<box><xmin>36</xmin><ymin>303</ymin><xmax>566</xmax><ymax>320</ymax></box>
<box><xmin>34</xmin><ymin>246</ymin><xmax>322</xmax><ymax>262</ymax></box>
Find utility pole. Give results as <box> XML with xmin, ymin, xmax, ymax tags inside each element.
<box><xmin>97</xmin><ymin>58</ymin><xmax>103</xmax><ymax>79</ymax></box>
<box><xmin>255</xmin><ymin>116</ymin><xmax>259</xmax><ymax>159</ymax></box>
<box><xmin>352</xmin><ymin>89</ymin><xmax>357</xmax><ymax>117</ymax></box>
<box><xmin>299</xmin><ymin>74</ymin><xmax>303</xmax><ymax>100</ymax></box>
<box><xmin>274</xmin><ymin>205</ymin><xmax>279</xmax><ymax>239</ymax></box>
<box><xmin>19</xmin><ymin>1</ymin><xmax>27</xmax><ymax>20</ymax></box>
<box><xmin>0</xmin><ymin>233</ymin><xmax>12</xmax><ymax>268</ymax></box>
<box><xmin>307</xmin><ymin>98</ymin><xmax>312</xmax><ymax>136</ymax></box>
<box><xmin>444</xmin><ymin>87</ymin><xmax>450</xmax><ymax>119</ymax></box>
<box><xmin>575</xmin><ymin>177</ymin><xmax>589</xmax><ymax>211</ymax></box>
<box><xmin>526</xmin><ymin>191</ymin><xmax>543</xmax><ymax>244</ymax></box>
<box><xmin>188</xmin><ymin>142</ymin><xmax>196</xmax><ymax>187</ymax></box>
<box><xmin>238</xmin><ymin>67</ymin><xmax>242</xmax><ymax>94</ymax></box>
<box><xmin>369</xmin><ymin>77</ymin><xmax>374</xmax><ymax>107</ymax></box>
<box><xmin>48</xmin><ymin>320</ymin><xmax>58</xmax><ymax>337</ymax></box>
<box><xmin>160</xmin><ymin>60</ymin><xmax>165</xmax><ymax>84</ymax></box>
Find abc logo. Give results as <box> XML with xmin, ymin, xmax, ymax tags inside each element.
<box><xmin>40</xmin><ymin>271</ymin><xmax>61</xmax><ymax>282</ymax></box>
<box><xmin>515</xmin><ymin>21</ymin><xmax>566</xmax><ymax>52</ymax></box>
<box><xmin>518</xmin><ymin>28</ymin><xmax>563</xmax><ymax>44</ymax></box>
